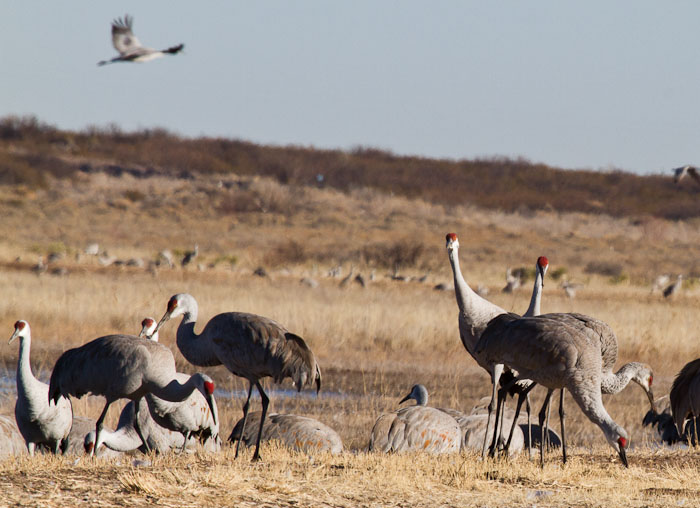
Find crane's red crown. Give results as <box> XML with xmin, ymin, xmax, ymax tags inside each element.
<box><xmin>142</xmin><ymin>318</ymin><xmax>155</xmax><ymax>328</ymax></box>
<box><xmin>618</xmin><ymin>436</ymin><xmax>627</xmax><ymax>449</ymax></box>
<box><xmin>538</xmin><ymin>256</ymin><xmax>549</xmax><ymax>268</ymax></box>
<box><xmin>14</xmin><ymin>321</ymin><xmax>26</xmax><ymax>331</ymax></box>
<box><xmin>167</xmin><ymin>296</ymin><xmax>179</xmax><ymax>312</ymax></box>
<box><xmin>648</xmin><ymin>374</ymin><xmax>653</xmax><ymax>387</ymax></box>
<box><xmin>204</xmin><ymin>380</ymin><xmax>215</xmax><ymax>395</ymax></box>
<box><xmin>446</xmin><ymin>233</ymin><xmax>458</xmax><ymax>242</ymax></box>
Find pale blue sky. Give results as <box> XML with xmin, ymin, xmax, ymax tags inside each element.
<box><xmin>3</xmin><ymin>1</ymin><xmax>700</xmax><ymax>174</ymax></box>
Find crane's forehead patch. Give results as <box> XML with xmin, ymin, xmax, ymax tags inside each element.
<box><xmin>14</xmin><ymin>321</ymin><xmax>25</xmax><ymax>331</ymax></box>
<box><xmin>446</xmin><ymin>233</ymin><xmax>457</xmax><ymax>242</ymax></box>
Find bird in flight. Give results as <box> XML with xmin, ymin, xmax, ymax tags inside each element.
<box><xmin>98</xmin><ymin>14</ymin><xmax>184</xmax><ymax>66</ymax></box>
<box><xmin>672</xmin><ymin>165</ymin><xmax>700</xmax><ymax>186</ymax></box>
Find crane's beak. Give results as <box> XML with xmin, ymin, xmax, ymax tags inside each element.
<box><xmin>153</xmin><ymin>311</ymin><xmax>171</xmax><ymax>336</ymax></box>
<box><xmin>399</xmin><ymin>393</ymin><xmax>410</xmax><ymax>405</ymax></box>
<box><xmin>8</xmin><ymin>329</ymin><xmax>19</xmax><ymax>345</ymax></box>
<box><xmin>206</xmin><ymin>393</ymin><xmax>217</xmax><ymax>426</ymax></box>
<box><xmin>647</xmin><ymin>389</ymin><xmax>657</xmax><ymax>414</ymax></box>
<box><xmin>618</xmin><ymin>446</ymin><xmax>628</xmax><ymax>467</ymax></box>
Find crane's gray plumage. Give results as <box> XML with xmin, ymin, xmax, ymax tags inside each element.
<box><xmin>138</xmin><ymin>316</ymin><xmax>220</xmax><ymax>450</ymax></box>
<box><xmin>475</xmin><ymin>313</ymin><xmax>630</xmax><ymax>466</ymax></box>
<box><xmin>369</xmin><ymin>385</ymin><xmax>461</xmax><ymax>454</ymax></box>
<box><xmin>670</xmin><ymin>358</ymin><xmax>700</xmax><ymax>439</ymax></box>
<box><xmin>153</xmin><ymin>292</ymin><xmax>321</xmax><ymax>461</ymax></box>
<box><xmin>48</xmin><ymin>334</ymin><xmax>216</xmax><ymax>456</ymax></box>
<box><xmin>98</xmin><ymin>14</ymin><xmax>184</xmax><ymax>66</ymax></box>
<box><xmin>10</xmin><ymin>321</ymin><xmax>72</xmax><ymax>455</ymax></box>
<box><xmin>228</xmin><ymin>412</ymin><xmax>343</xmax><ymax>455</ymax></box>
<box><xmin>84</xmin><ymin>399</ymin><xmax>186</xmax><ymax>455</ymax></box>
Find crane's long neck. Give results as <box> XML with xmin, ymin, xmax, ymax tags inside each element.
<box><xmin>16</xmin><ymin>336</ymin><xmax>40</xmax><ymax>397</ymax></box>
<box><xmin>99</xmin><ymin>426</ymin><xmax>142</xmax><ymax>452</ymax></box>
<box><xmin>601</xmin><ymin>362</ymin><xmax>643</xmax><ymax>395</ymax></box>
<box><xmin>175</xmin><ymin>306</ymin><xmax>220</xmax><ymax>367</ymax></box>
<box><xmin>568</xmin><ymin>380</ymin><xmax>627</xmax><ymax>453</ymax></box>
<box><xmin>524</xmin><ymin>268</ymin><xmax>543</xmax><ymax>317</ymax></box>
<box><xmin>149</xmin><ymin>375</ymin><xmax>200</xmax><ymax>404</ymax></box>
<box><xmin>448</xmin><ymin>247</ymin><xmax>505</xmax><ymax>337</ymax></box>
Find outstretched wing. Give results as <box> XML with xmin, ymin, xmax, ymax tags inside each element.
<box><xmin>111</xmin><ymin>14</ymin><xmax>143</xmax><ymax>55</ymax></box>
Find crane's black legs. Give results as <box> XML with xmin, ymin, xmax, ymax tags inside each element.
<box><xmin>92</xmin><ymin>401</ymin><xmax>112</xmax><ymax>457</ymax></box>
<box><xmin>559</xmin><ymin>389</ymin><xmax>567</xmax><ymax>464</ymax></box>
<box><xmin>133</xmin><ymin>397</ymin><xmax>151</xmax><ymax>453</ymax></box>
<box><xmin>538</xmin><ymin>389</ymin><xmax>554</xmax><ymax>467</ymax></box>
<box><xmin>252</xmin><ymin>380</ymin><xmax>270</xmax><ymax>462</ymax></box>
<box><xmin>234</xmin><ymin>383</ymin><xmax>255</xmax><ymax>459</ymax></box>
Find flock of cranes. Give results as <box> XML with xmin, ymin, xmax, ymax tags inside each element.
<box><xmin>4</xmin><ymin>230</ymin><xmax>700</xmax><ymax>468</ymax></box>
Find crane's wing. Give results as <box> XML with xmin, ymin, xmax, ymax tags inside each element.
<box><xmin>111</xmin><ymin>15</ymin><xmax>144</xmax><ymax>55</ymax></box>
<box><xmin>688</xmin><ymin>166</ymin><xmax>700</xmax><ymax>185</ymax></box>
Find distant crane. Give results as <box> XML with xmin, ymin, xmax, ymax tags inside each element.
<box><xmin>368</xmin><ymin>386</ymin><xmax>461</xmax><ymax>454</ymax></box>
<box><xmin>98</xmin><ymin>14</ymin><xmax>184</xmax><ymax>66</ymax></box>
<box><xmin>152</xmin><ymin>293</ymin><xmax>321</xmax><ymax>461</ymax></box>
<box><xmin>10</xmin><ymin>321</ymin><xmax>72</xmax><ymax>455</ymax></box>
<box><xmin>672</xmin><ymin>165</ymin><xmax>700</xmax><ymax>186</ymax></box>
<box><xmin>48</xmin><ymin>334</ymin><xmax>217</xmax><ymax>456</ymax></box>
<box><xmin>502</xmin><ymin>268</ymin><xmax>521</xmax><ymax>293</ymax></box>
<box><xmin>228</xmin><ymin>412</ymin><xmax>343</xmax><ymax>455</ymax></box>
<box><xmin>181</xmin><ymin>245</ymin><xmax>198</xmax><ymax>268</ymax></box>
<box><xmin>663</xmin><ymin>275</ymin><xmax>683</xmax><ymax>299</ymax></box>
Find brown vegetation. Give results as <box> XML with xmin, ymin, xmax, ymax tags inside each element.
<box><xmin>1</xmin><ymin>115</ymin><xmax>700</xmax><ymax>505</ymax></box>
<box><xmin>2</xmin><ymin>115</ymin><xmax>700</xmax><ymax>219</ymax></box>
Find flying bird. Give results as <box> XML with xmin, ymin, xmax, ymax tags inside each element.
<box><xmin>98</xmin><ymin>14</ymin><xmax>184</xmax><ymax>66</ymax></box>
<box><xmin>672</xmin><ymin>165</ymin><xmax>700</xmax><ymax>186</ymax></box>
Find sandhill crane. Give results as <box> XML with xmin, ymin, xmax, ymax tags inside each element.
<box><xmin>48</xmin><ymin>334</ymin><xmax>217</xmax><ymax>456</ymax></box>
<box><xmin>138</xmin><ymin>316</ymin><xmax>220</xmax><ymax>451</ymax></box>
<box><xmin>139</xmin><ymin>317</ymin><xmax>159</xmax><ymax>342</ymax></box>
<box><xmin>642</xmin><ymin>395</ymin><xmax>690</xmax><ymax>446</ymax></box>
<box><xmin>60</xmin><ymin>416</ymin><xmax>119</xmax><ymax>457</ymax></box>
<box><xmin>446</xmin><ymin>233</ymin><xmax>536</xmax><ymax>454</ymax></box>
<box><xmin>475</xmin><ymin>313</ymin><xmax>631</xmax><ymax>466</ymax></box>
<box><xmin>672</xmin><ymin>165</ymin><xmax>700</xmax><ymax>185</ymax></box>
<box><xmin>368</xmin><ymin>387</ymin><xmax>461</xmax><ymax>454</ymax></box>
<box><xmin>502</xmin><ymin>268</ymin><xmax>521</xmax><ymax>293</ymax></box>
<box><xmin>299</xmin><ymin>277</ymin><xmax>319</xmax><ymax>289</ymax></box>
<box><xmin>157</xmin><ymin>249</ymin><xmax>174</xmax><ymax>268</ymax></box>
<box><xmin>9</xmin><ymin>321</ymin><xmax>72</xmax><ymax>455</ymax></box>
<box><xmin>84</xmin><ymin>399</ymin><xmax>186</xmax><ymax>455</ymax></box>
<box><xmin>651</xmin><ymin>274</ymin><xmax>670</xmax><ymax>294</ymax></box>
<box><xmin>433</xmin><ymin>282</ymin><xmax>454</xmax><ymax>292</ymax></box>
<box><xmin>339</xmin><ymin>267</ymin><xmax>354</xmax><ymax>288</ymax></box>
<box><xmin>560</xmin><ymin>280</ymin><xmax>583</xmax><ymax>299</ymax></box>
<box><xmin>354</xmin><ymin>273</ymin><xmax>366</xmax><ymax>288</ymax></box>
<box><xmin>670</xmin><ymin>358</ymin><xmax>700</xmax><ymax>442</ymax></box>
<box><xmin>484</xmin><ymin>256</ymin><xmax>549</xmax><ymax>452</ymax></box>
<box><xmin>228</xmin><ymin>412</ymin><xmax>343</xmax><ymax>455</ymax></box>
<box><xmin>98</xmin><ymin>14</ymin><xmax>184</xmax><ymax>66</ymax></box>
<box><xmin>84</xmin><ymin>243</ymin><xmax>99</xmax><ymax>256</ymax></box>
<box><xmin>181</xmin><ymin>245</ymin><xmax>198</xmax><ymax>268</ymax></box>
<box><xmin>152</xmin><ymin>293</ymin><xmax>321</xmax><ymax>461</ymax></box>
<box><xmin>663</xmin><ymin>275</ymin><xmax>683</xmax><ymax>299</ymax></box>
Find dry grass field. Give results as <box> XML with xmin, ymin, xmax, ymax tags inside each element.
<box><xmin>0</xmin><ymin>159</ymin><xmax>699</xmax><ymax>506</ymax></box>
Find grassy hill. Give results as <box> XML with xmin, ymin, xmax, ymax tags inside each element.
<box><xmin>2</xmin><ymin>115</ymin><xmax>699</xmax><ymax>220</ymax></box>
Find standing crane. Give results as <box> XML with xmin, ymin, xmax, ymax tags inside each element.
<box><xmin>475</xmin><ymin>313</ymin><xmax>631</xmax><ymax>466</ymax></box>
<box><xmin>98</xmin><ymin>14</ymin><xmax>184</xmax><ymax>66</ymax></box>
<box><xmin>9</xmin><ymin>321</ymin><xmax>72</xmax><ymax>455</ymax></box>
<box><xmin>228</xmin><ymin>412</ymin><xmax>343</xmax><ymax>455</ymax></box>
<box><xmin>48</xmin><ymin>334</ymin><xmax>217</xmax><ymax>456</ymax></box>
<box><xmin>152</xmin><ymin>293</ymin><xmax>321</xmax><ymax>461</ymax></box>
<box><xmin>369</xmin><ymin>386</ymin><xmax>461</xmax><ymax>454</ymax></box>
